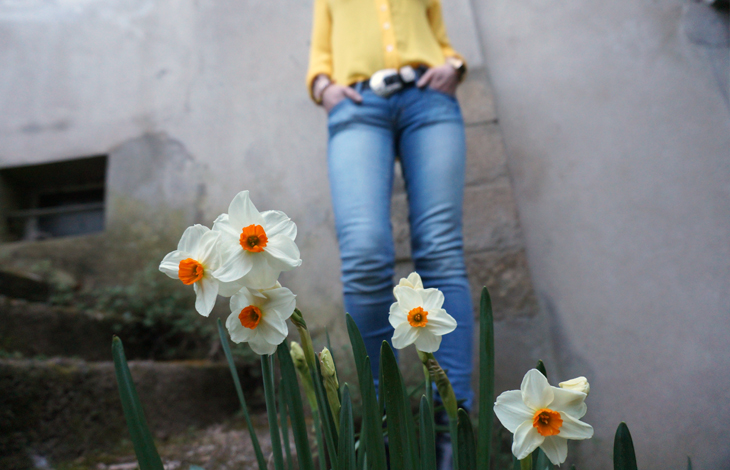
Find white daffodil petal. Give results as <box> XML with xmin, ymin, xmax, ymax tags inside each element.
<box><xmin>264</xmin><ymin>235</ymin><xmax>302</xmax><ymax>271</ymax></box>
<box><xmin>230</xmin><ymin>287</ymin><xmax>257</xmax><ymax>313</ymax></box>
<box><xmin>226</xmin><ymin>312</ymin><xmax>254</xmax><ymax>343</ymax></box>
<box><xmin>159</xmin><ymin>251</ymin><xmax>189</xmax><ymax>279</ymax></box>
<box><xmin>388</xmin><ymin>303</ymin><xmax>408</xmax><ymax>329</ymax></box>
<box><xmin>228</xmin><ymin>190</ymin><xmax>264</xmax><ymax>230</ymax></box>
<box><xmin>241</xmin><ymin>254</ymin><xmax>280</xmax><ymax>290</ymax></box>
<box><xmin>394</xmin><ymin>286</ymin><xmax>423</xmax><ymax>311</ymax></box>
<box><xmin>494</xmin><ymin>390</ymin><xmax>535</xmax><ymax>433</ymax></box>
<box><xmin>196</xmin><ymin>231</ymin><xmax>222</xmax><ymax>270</ymax></box>
<box><xmin>425</xmin><ymin>309</ymin><xmax>457</xmax><ymax>336</ymax></box>
<box><xmin>178</xmin><ymin>224</ymin><xmax>208</xmax><ymax>253</ymax></box>
<box><xmin>249</xmin><ymin>334</ymin><xmax>278</xmax><ymax>356</ymax></box>
<box><xmin>218</xmin><ymin>278</ymin><xmax>246</xmax><ymax>297</ymax></box>
<box><xmin>550</xmin><ymin>387</ymin><xmax>588</xmax><ymax>419</ymax></box>
<box><xmin>212</xmin><ymin>214</ymin><xmax>240</xmax><ymax>239</ymax></box>
<box><xmin>262</xmin><ymin>210</ymin><xmax>297</xmax><ymax>239</ymax></box>
<box><xmin>406</xmin><ymin>272</ymin><xmax>424</xmax><ymax>289</ymax></box>
<box><xmin>392</xmin><ymin>322</ymin><xmax>420</xmax><ymax>349</ymax></box>
<box><xmin>420</xmin><ymin>288</ymin><xmax>445</xmax><ymax>312</ymax></box>
<box><xmin>540</xmin><ymin>436</ymin><xmax>568</xmax><ymax>465</ymax></box>
<box><xmin>215</xmin><ymin>250</ymin><xmax>254</xmax><ymax>283</ymax></box>
<box><xmin>512</xmin><ymin>421</ymin><xmax>544</xmax><ymax>460</ymax></box>
<box><xmin>521</xmin><ymin>369</ymin><xmax>554</xmax><ymax>410</ymax></box>
<box><xmin>258</xmin><ymin>316</ymin><xmax>288</xmax><ymax>345</ymax></box>
<box><xmin>557</xmin><ymin>412</ymin><xmax>594</xmax><ymax>440</ymax></box>
<box><xmin>414</xmin><ymin>329</ymin><xmax>442</xmax><ymax>353</ymax></box>
<box><xmin>264</xmin><ymin>287</ymin><xmax>296</xmax><ymax>321</ymax></box>
<box><xmin>194</xmin><ymin>277</ymin><xmax>219</xmax><ymax>317</ymax></box>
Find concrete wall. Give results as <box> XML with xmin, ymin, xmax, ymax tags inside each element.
<box><xmin>472</xmin><ymin>0</ymin><xmax>730</xmax><ymax>468</ymax></box>
<box><xmin>0</xmin><ymin>0</ymin><xmax>542</xmax><ymax>424</ymax></box>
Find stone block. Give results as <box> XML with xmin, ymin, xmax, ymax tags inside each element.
<box><xmin>463</xmin><ymin>181</ymin><xmax>523</xmax><ymax>253</ymax></box>
<box><xmin>466</xmin><ymin>249</ymin><xmax>538</xmax><ymax>320</ymax></box>
<box><xmin>456</xmin><ymin>69</ymin><xmax>498</xmax><ymax>125</ymax></box>
<box><xmin>0</xmin><ymin>270</ymin><xmax>50</xmax><ymax>302</ymax></box>
<box><xmin>465</xmin><ymin>123</ymin><xmax>508</xmax><ymax>186</ymax></box>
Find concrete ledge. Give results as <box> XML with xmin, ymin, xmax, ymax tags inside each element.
<box><xmin>0</xmin><ymin>358</ymin><xmax>262</xmax><ymax>468</ymax></box>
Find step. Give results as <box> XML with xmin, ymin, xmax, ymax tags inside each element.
<box><xmin>0</xmin><ymin>296</ymin><xmax>213</xmax><ymax>361</ymax></box>
<box><xmin>0</xmin><ymin>357</ymin><xmax>264</xmax><ymax>470</ymax></box>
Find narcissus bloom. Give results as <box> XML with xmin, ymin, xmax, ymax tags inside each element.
<box><xmin>213</xmin><ymin>191</ymin><xmax>302</xmax><ymax>290</ymax></box>
<box><xmin>389</xmin><ymin>278</ymin><xmax>457</xmax><ymax>353</ymax></box>
<box><xmin>225</xmin><ymin>284</ymin><xmax>296</xmax><ymax>355</ymax></box>
<box><xmin>159</xmin><ymin>225</ymin><xmax>221</xmax><ymax>316</ymax></box>
<box><xmin>494</xmin><ymin>369</ymin><xmax>593</xmax><ymax>465</ymax></box>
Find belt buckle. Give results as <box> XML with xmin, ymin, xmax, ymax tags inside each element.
<box><xmin>369</xmin><ymin>69</ymin><xmax>402</xmax><ymax>97</ymax></box>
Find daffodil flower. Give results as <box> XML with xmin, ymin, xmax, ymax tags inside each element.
<box><xmin>389</xmin><ymin>279</ymin><xmax>457</xmax><ymax>353</ymax></box>
<box><xmin>213</xmin><ymin>190</ymin><xmax>302</xmax><ymax>290</ymax></box>
<box><xmin>159</xmin><ymin>224</ymin><xmax>221</xmax><ymax>316</ymax></box>
<box><xmin>494</xmin><ymin>369</ymin><xmax>594</xmax><ymax>465</ymax></box>
<box><xmin>225</xmin><ymin>284</ymin><xmax>296</xmax><ymax>356</ymax></box>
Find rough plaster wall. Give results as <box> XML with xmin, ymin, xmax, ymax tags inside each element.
<box><xmin>0</xmin><ymin>0</ymin><xmax>546</xmax><ymax>428</ymax></box>
<box><xmin>472</xmin><ymin>0</ymin><xmax>730</xmax><ymax>467</ymax></box>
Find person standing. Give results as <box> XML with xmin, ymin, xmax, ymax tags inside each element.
<box><xmin>306</xmin><ymin>0</ymin><xmax>474</xmax><ymax>416</ymax></box>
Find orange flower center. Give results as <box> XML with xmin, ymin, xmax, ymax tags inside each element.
<box><xmin>239</xmin><ymin>305</ymin><xmax>263</xmax><ymax>330</ymax></box>
<box><xmin>178</xmin><ymin>258</ymin><xmax>204</xmax><ymax>285</ymax></box>
<box><xmin>407</xmin><ymin>306</ymin><xmax>429</xmax><ymax>327</ymax></box>
<box><xmin>240</xmin><ymin>224</ymin><xmax>268</xmax><ymax>253</ymax></box>
<box><xmin>532</xmin><ymin>408</ymin><xmax>562</xmax><ymax>436</ymax></box>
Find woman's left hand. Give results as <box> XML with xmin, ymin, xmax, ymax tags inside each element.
<box><xmin>416</xmin><ymin>64</ymin><xmax>458</xmax><ymax>96</ymax></box>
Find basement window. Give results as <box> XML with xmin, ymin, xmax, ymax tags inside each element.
<box><xmin>0</xmin><ymin>155</ymin><xmax>107</xmax><ymax>242</ymax></box>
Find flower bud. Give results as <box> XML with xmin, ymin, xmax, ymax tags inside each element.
<box><xmin>559</xmin><ymin>376</ymin><xmax>590</xmax><ymax>395</ymax></box>
<box><xmin>319</xmin><ymin>347</ymin><xmax>341</xmax><ymax>430</ymax></box>
<box><xmin>290</xmin><ymin>341</ymin><xmax>309</xmax><ymax>374</ymax></box>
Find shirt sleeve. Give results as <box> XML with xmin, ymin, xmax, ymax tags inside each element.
<box><xmin>306</xmin><ymin>0</ymin><xmax>334</xmax><ymax>101</ymax></box>
<box><xmin>426</xmin><ymin>0</ymin><xmax>467</xmax><ymax>74</ymax></box>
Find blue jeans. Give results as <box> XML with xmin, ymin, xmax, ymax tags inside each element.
<box><xmin>327</xmin><ymin>84</ymin><xmax>474</xmax><ymax>410</ymax></box>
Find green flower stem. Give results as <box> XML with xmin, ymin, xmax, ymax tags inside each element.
<box><xmin>262</xmin><ymin>354</ymin><xmax>286</xmax><ymax>470</ymax></box>
<box><xmin>520</xmin><ymin>454</ymin><xmax>533</xmax><ymax>470</ymax></box>
<box><xmin>417</xmin><ymin>350</ymin><xmax>459</xmax><ymax>470</ymax></box>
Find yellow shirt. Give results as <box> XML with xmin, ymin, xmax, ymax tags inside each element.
<box><xmin>306</xmin><ymin>0</ymin><xmax>464</xmax><ymax>99</ymax></box>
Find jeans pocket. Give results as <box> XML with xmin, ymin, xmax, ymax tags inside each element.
<box><xmin>327</xmin><ymin>97</ymin><xmax>350</xmax><ymax>116</ymax></box>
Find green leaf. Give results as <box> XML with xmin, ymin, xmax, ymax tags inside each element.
<box><xmin>534</xmin><ymin>448</ymin><xmax>551</xmax><ymax>470</ymax></box>
<box><xmin>513</xmin><ymin>456</ymin><xmax>521</xmax><ymax>470</ymax></box>
<box><xmin>359</xmin><ymin>356</ymin><xmax>387</xmax><ymax>470</ymax></box>
<box><xmin>338</xmin><ymin>384</ymin><xmax>357</xmax><ymax>470</ymax></box>
<box><xmin>457</xmin><ymin>409</ymin><xmax>476</xmax><ymax>470</ymax></box>
<box><xmin>381</xmin><ymin>341</ymin><xmax>417</xmax><ymax>470</ymax></box>
<box><xmin>613</xmin><ymin>422</ymin><xmax>638</xmax><ymax>470</ymax></box>
<box><xmin>112</xmin><ymin>336</ymin><xmax>164</xmax><ymax>470</ymax></box>
<box><xmin>345</xmin><ymin>314</ymin><xmax>368</xmax><ymax>385</ymax></box>
<box><xmin>476</xmin><ymin>287</ymin><xmax>495</xmax><ymax>470</ymax></box>
<box><xmin>217</xmin><ymin>319</ymin><xmax>267</xmax><ymax>470</ymax></box>
<box><xmin>313</xmin><ymin>356</ymin><xmax>339</xmax><ymax>464</ymax></box>
<box><xmin>278</xmin><ymin>361</ymin><xmax>293</xmax><ymax>470</ymax></box>
<box><xmin>419</xmin><ymin>396</ymin><xmax>436</xmax><ymax>470</ymax></box>
<box><xmin>261</xmin><ymin>355</ymin><xmax>286</xmax><ymax>470</ymax></box>
<box><xmin>277</xmin><ymin>342</ymin><xmax>315</xmax><ymax>470</ymax></box>
<box><xmin>570</xmin><ymin>465</ymin><xmax>577</xmax><ymax>470</ymax></box>
<box><xmin>686</xmin><ymin>456</ymin><xmax>692</xmax><ymax>470</ymax></box>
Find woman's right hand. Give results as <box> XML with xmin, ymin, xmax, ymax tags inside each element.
<box><xmin>323</xmin><ymin>84</ymin><xmax>363</xmax><ymax>112</ymax></box>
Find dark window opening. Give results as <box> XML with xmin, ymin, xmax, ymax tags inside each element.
<box><xmin>0</xmin><ymin>155</ymin><xmax>107</xmax><ymax>242</ymax></box>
